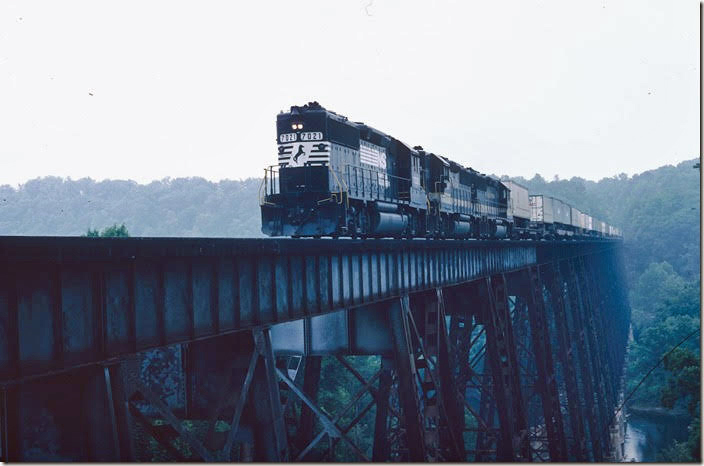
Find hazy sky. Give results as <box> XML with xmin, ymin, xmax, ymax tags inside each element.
<box><xmin>0</xmin><ymin>0</ymin><xmax>698</xmax><ymax>186</ymax></box>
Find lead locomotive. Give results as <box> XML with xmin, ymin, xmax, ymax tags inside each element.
<box><xmin>260</xmin><ymin>102</ymin><xmax>620</xmax><ymax>240</ymax></box>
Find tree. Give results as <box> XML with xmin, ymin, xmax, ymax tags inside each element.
<box><xmin>625</xmin><ymin>261</ymin><xmax>700</xmax><ymax>408</ymax></box>
<box><xmin>661</xmin><ymin>348</ymin><xmax>700</xmax><ymax>414</ymax></box>
<box><xmin>658</xmin><ymin>348</ymin><xmax>701</xmax><ymax>462</ymax></box>
<box><xmin>83</xmin><ymin>223</ymin><xmax>130</xmax><ymax>237</ymax></box>
<box><xmin>629</xmin><ymin>262</ymin><xmax>688</xmax><ymax>335</ymax></box>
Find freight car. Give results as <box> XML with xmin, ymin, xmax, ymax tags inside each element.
<box><xmin>503</xmin><ymin>180</ymin><xmax>532</xmax><ymax>239</ymax></box>
<box><xmin>260</xmin><ymin>102</ymin><xmax>620</xmax><ymax>241</ymax></box>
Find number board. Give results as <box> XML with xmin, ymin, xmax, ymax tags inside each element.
<box><xmin>279</xmin><ymin>133</ymin><xmax>297</xmax><ymax>143</ymax></box>
<box><xmin>300</xmin><ymin>132</ymin><xmax>323</xmax><ymax>141</ymax></box>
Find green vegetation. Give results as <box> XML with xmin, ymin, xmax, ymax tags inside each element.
<box><xmin>0</xmin><ymin>176</ymin><xmax>263</xmax><ymax>237</ymax></box>
<box><xmin>303</xmin><ymin>357</ymin><xmax>380</xmax><ymax>461</ymax></box>
<box><xmin>625</xmin><ymin>262</ymin><xmax>700</xmax><ymax>408</ymax></box>
<box><xmin>84</xmin><ymin>223</ymin><xmax>130</xmax><ymax>237</ymax></box>
<box><xmin>658</xmin><ymin>348</ymin><xmax>701</xmax><ymax>462</ymax></box>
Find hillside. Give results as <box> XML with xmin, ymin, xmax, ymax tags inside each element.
<box><xmin>0</xmin><ymin>176</ymin><xmax>264</xmax><ymax>238</ymax></box>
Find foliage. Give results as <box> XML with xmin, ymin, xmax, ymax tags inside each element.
<box><xmin>629</xmin><ymin>262</ymin><xmax>700</xmax><ymax>339</ymax></box>
<box><xmin>313</xmin><ymin>356</ymin><xmax>380</xmax><ymax>461</ymax></box>
<box><xmin>657</xmin><ymin>348</ymin><xmax>701</xmax><ymax>462</ymax></box>
<box><xmin>624</xmin><ymin>262</ymin><xmax>699</xmax><ymax>407</ymax></box>
<box><xmin>0</xmin><ymin>176</ymin><xmax>264</xmax><ymax>238</ymax></box>
<box><xmin>84</xmin><ymin>223</ymin><xmax>130</xmax><ymax>237</ymax></box>
<box><xmin>661</xmin><ymin>348</ymin><xmax>700</xmax><ymax>415</ymax></box>
<box><xmin>623</xmin><ymin>259</ymin><xmax>700</xmax><ymax>462</ymax></box>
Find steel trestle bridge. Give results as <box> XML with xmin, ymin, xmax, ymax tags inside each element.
<box><xmin>0</xmin><ymin>236</ymin><xmax>630</xmax><ymax>461</ymax></box>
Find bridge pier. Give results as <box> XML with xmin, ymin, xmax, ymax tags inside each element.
<box><xmin>545</xmin><ymin>261</ymin><xmax>592</xmax><ymax>461</ymax></box>
<box><xmin>563</xmin><ymin>258</ymin><xmax>600</xmax><ymax>461</ymax></box>
<box><xmin>579</xmin><ymin>256</ymin><xmax>616</xmax><ymax>454</ymax></box>
<box><xmin>481</xmin><ymin>275</ymin><xmax>530</xmax><ymax>461</ymax></box>
<box><xmin>520</xmin><ymin>266</ymin><xmax>569</xmax><ymax>461</ymax></box>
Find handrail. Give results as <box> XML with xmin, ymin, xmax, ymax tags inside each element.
<box><xmin>343</xmin><ymin>164</ymin><xmax>410</xmax><ymax>202</ymax></box>
<box><xmin>259</xmin><ymin>166</ymin><xmax>278</xmax><ymax>206</ymax></box>
<box><xmin>259</xmin><ymin>168</ymin><xmax>269</xmax><ymax>206</ymax></box>
<box><xmin>327</xmin><ymin>165</ymin><xmax>347</xmax><ymax>205</ymax></box>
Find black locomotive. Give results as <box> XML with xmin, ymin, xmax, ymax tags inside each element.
<box><xmin>260</xmin><ymin>102</ymin><xmax>620</xmax><ymax>240</ymax></box>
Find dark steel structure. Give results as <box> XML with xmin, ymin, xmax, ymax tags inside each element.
<box><xmin>0</xmin><ymin>236</ymin><xmax>630</xmax><ymax>462</ymax></box>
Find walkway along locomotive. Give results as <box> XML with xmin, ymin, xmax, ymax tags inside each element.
<box><xmin>260</xmin><ymin>102</ymin><xmax>621</xmax><ymax>240</ymax></box>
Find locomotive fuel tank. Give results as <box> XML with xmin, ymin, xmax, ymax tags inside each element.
<box><xmin>452</xmin><ymin>220</ymin><xmax>472</xmax><ymax>236</ymax></box>
<box><xmin>371</xmin><ymin>212</ymin><xmax>409</xmax><ymax>235</ymax></box>
<box><xmin>369</xmin><ymin>201</ymin><xmax>409</xmax><ymax>235</ymax></box>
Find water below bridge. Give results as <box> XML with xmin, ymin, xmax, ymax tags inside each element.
<box><xmin>623</xmin><ymin>410</ymin><xmax>690</xmax><ymax>462</ymax></box>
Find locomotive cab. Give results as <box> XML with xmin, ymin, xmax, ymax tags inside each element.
<box><xmin>261</xmin><ymin>102</ymin><xmax>423</xmax><ymax>238</ymax></box>
<box><xmin>261</xmin><ymin>102</ymin><xmax>348</xmax><ymax>236</ymax></box>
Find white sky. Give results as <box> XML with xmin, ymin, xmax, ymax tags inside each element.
<box><xmin>0</xmin><ymin>0</ymin><xmax>699</xmax><ymax>186</ymax></box>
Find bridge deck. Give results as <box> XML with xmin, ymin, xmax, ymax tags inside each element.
<box><xmin>0</xmin><ymin>237</ymin><xmax>617</xmax><ymax>384</ymax></box>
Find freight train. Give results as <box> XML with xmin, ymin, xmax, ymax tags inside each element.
<box><xmin>260</xmin><ymin>102</ymin><xmax>621</xmax><ymax>240</ymax></box>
